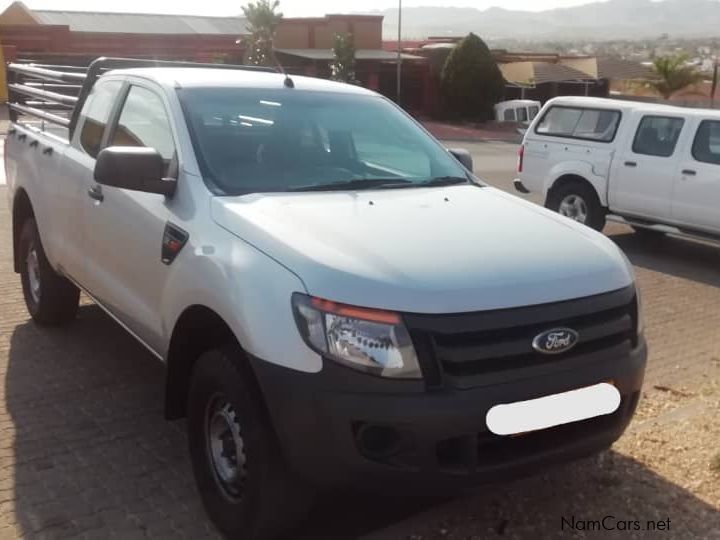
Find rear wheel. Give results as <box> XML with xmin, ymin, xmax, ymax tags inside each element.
<box><xmin>546</xmin><ymin>181</ymin><xmax>606</xmax><ymax>232</ymax></box>
<box><xmin>187</xmin><ymin>345</ymin><xmax>312</xmax><ymax>539</ymax></box>
<box><xmin>19</xmin><ymin>218</ymin><xmax>79</xmax><ymax>325</ymax></box>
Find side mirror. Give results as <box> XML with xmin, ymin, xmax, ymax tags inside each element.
<box><xmin>94</xmin><ymin>146</ymin><xmax>176</xmax><ymax>197</ymax></box>
<box><xmin>448</xmin><ymin>148</ymin><xmax>473</xmax><ymax>172</ymax></box>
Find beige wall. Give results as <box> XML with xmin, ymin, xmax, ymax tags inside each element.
<box><xmin>314</xmin><ymin>19</ymin><xmax>349</xmax><ymax>48</ymax></box>
<box><xmin>275</xmin><ymin>16</ymin><xmax>383</xmax><ymax>50</ymax></box>
<box><xmin>560</xmin><ymin>57</ymin><xmax>597</xmax><ymax>78</ymax></box>
<box><xmin>352</xmin><ymin>20</ymin><xmax>382</xmax><ymax>49</ymax></box>
<box><xmin>275</xmin><ymin>24</ymin><xmax>310</xmax><ymax>48</ymax></box>
<box><xmin>500</xmin><ymin>62</ymin><xmax>534</xmax><ymax>85</ymax></box>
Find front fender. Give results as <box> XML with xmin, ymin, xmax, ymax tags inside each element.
<box><xmin>544</xmin><ymin>160</ymin><xmax>609</xmax><ymax>207</ymax></box>
<box><xmin>160</xmin><ymin>225</ymin><xmax>322</xmax><ymax>374</ymax></box>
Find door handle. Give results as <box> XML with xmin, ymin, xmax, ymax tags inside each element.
<box><xmin>17</xmin><ymin>133</ymin><xmax>27</xmax><ymax>142</ymax></box>
<box><xmin>624</xmin><ymin>161</ymin><xmax>637</xmax><ymax>167</ymax></box>
<box><xmin>87</xmin><ymin>185</ymin><xmax>104</xmax><ymax>202</ymax></box>
<box><xmin>42</xmin><ymin>146</ymin><xmax>53</xmax><ymax>156</ymax></box>
<box><xmin>681</xmin><ymin>169</ymin><xmax>697</xmax><ymax>176</ymax></box>
<box><xmin>29</xmin><ymin>139</ymin><xmax>39</xmax><ymax>148</ymax></box>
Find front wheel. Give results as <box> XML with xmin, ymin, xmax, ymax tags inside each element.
<box><xmin>187</xmin><ymin>345</ymin><xmax>312</xmax><ymax>539</ymax></box>
<box><xmin>546</xmin><ymin>182</ymin><xmax>606</xmax><ymax>232</ymax></box>
<box><xmin>19</xmin><ymin>218</ymin><xmax>80</xmax><ymax>325</ymax></box>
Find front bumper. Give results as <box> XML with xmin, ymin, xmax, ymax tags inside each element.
<box><xmin>249</xmin><ymin>338</ymin><xmax>646</xmax><ymax>494</ymax></box>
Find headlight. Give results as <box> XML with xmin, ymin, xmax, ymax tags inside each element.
<box><xmin>291</xmin><ymin>293</ymin><xmax>422</xmax><ymax>379</ymax></box>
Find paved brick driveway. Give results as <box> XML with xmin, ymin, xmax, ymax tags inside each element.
<box><xmin>0</xmin><ymin>177</ymin><xmax>719</xmax><ymax>538</ymax></box>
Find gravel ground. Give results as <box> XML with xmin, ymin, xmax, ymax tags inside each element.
<box><xmin>366</xmin><ymin>372</ymin><xmax>720</xmax><ymax>540</ymax></box>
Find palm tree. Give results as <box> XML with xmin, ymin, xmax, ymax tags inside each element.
<box><xmin>648</xmin><ymin>54</ymin><xmax>704</xmax><ymax>100</ymax></box>
<box><xmin>241</xmin><ymin>0</ymin><xmax>283</xmax><ymax>67</ymax></box>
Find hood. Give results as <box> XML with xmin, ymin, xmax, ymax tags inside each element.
<box><xmin>211</xmin><ymin>185</ymin><xmax>633</xmax><ymax>313</ymax></box>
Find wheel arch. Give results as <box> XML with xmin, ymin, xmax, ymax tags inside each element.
<box><xmin>12</xmin><ymin>188</ymin><xmax>34</xmax><ymax>274</ymax></box>
<box><xmin>547</xmin><ymin>173</ymin><xmax>605</xmax><ymax>209</ymax></box>
<box><xmin>164</xmin><ymin>304</ymin><xmax>261</xmax><ymax>420</ymax></box>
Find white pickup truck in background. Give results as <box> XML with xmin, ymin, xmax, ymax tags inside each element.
<box><xmin>515</xmin><ymin>96</ymin><xmax>720</xmax><ymax>241</ymax></box>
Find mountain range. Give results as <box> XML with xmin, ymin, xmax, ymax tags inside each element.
<box><xmin>373</xmin><ymin>0</ymin><xmax>720</xmax><ymax>40</ymax></box>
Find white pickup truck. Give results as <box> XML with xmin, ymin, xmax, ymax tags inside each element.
<box><xmin>6</xmin><ymin>59</ymin><xmax>646</xmax><ymax>539</ymax></box>
<box><xmin>515</xmin><ymin>96</ymin><xmax>720</xmax><ymax>241</ymax></box>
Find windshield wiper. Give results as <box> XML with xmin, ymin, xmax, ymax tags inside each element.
<box><xmin>417</xmin><ymin>176</ymin><xmax>469</xmax><ymax>187</ymax></box>
<box><xmin>288</xmin><ymin>178</ymin><xmax>414</xmax><ymax>192</ymax></box>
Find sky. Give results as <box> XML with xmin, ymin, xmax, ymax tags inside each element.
<box><xmin>0</xmin><ymin>0</ymin><xmax>605</xmax><ymax>17</ymax></box>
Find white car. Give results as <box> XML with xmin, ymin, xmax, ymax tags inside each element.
<box><xmin>515</xmin><ymin>96</ymin><xmax>720</xmax><ymax>240</ymax></box>
<box><xmin>6</xmin><ymin>60</ymin><xmax>646</xmax><ymax>539</ymax></box>
<box><xmin>495</xmin><ymin>99</ymin><xmax>542</xmax><ymax>124</ymax></box>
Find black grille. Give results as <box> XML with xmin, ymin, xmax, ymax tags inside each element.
<box><xmin>404</xmin><ymin>287</ymin><xmax>637</xmax><ymax>387</ymax></box>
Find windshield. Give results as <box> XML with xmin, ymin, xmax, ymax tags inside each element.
<box><xmin>178</xmin><ymin>88</ymin><xmax>469</xmax><ymax>195</ymax></box>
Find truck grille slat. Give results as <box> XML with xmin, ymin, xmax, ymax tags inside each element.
<box><xmin>404</xmin><ymin>287</ymin><xmax>637</xmax><ymax>386</ymax></box>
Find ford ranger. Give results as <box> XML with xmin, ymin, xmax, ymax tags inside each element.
<box><xmin>6</xmin><ymin>59</ymin><xmax>646</xmax><ymax>539</ymax></box>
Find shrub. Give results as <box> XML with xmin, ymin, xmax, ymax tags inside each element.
<box><xmin>440</xmin><ymin>33</ymin><xmax>505</xmax><ymax>121</ymax></box>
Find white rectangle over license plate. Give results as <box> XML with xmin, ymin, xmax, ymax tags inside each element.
<box><xmin>486</xmin><ymin>383</ymin><xmax>621</xmax><ymax>436</ymax></box>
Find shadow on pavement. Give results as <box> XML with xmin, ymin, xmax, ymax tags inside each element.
<box><xmin>4</xmin><ymin>304</ymin><xmax>440</xmax><ymax>539</ymax></box>
<box><xmin>610</xmin><ymin>230</ymin><xmax>720</xmax><ymax>288</ymax></box>
<box><xmin>6</xmin><ymin>304</ymin><xmax>719</xmax><ymax>539</ymax></box>
<box><xmin>364</xmin><ymin>451</ymin><xmax>720</xmax><ymax>539</ymax></box>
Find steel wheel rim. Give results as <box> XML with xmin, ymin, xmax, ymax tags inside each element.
<box><xmin>205</xmin><ymin>394</ymin><xmax>246</xmax><ymax>501</ymax></box>
<box><xmin>558</xmin><ymin>194</ymin><xmax>588</xmax><ymax>224</ymax></box>
<box><xmin>26</xmin><ymin>243</ymin><xmax>41</xmax><ymax>304</ymax></box>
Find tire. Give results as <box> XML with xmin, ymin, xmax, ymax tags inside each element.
<box><xmin>19</xmin><ymin>218</ymin><xmax>80</xmax><ymax>326</ymax></box>
<box><xmin>546</xmin><ymin>181</ymin><xmax>607</xmax><ymax>232</ymax></box>
<box><xmin>187</xmin><ymin>345</ymin><xmax>312</xmax><ymax>539</ymax></box>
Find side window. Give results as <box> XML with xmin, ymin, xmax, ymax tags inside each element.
<box><xmin>535</xmin><ymin>106</ymin><xmax>621</xmax><ymax>142</ymax></box>
<box><xmin>529</xmin><ymin>106</ymin><xmax>540</xmax><ymax>120</ymax></box>
<box><xmin>517</xmin><ymin>107</ymin><xmax>529</xmax><ymax>123</ymax></box>
<box><xmin>111</xmin><ymin>85</ymin><xmax>176</xmax><ymax>174</ymax></box>
<box><xmin>692</xmin><ymin>120</ymin><xmax>720</xmax><ymax>165</ymax></box>
<box><xmin>79</xmin><ymin>80</ymin><xmax>123</xmax><ymax>158</ymax></box>
<box><xmin>632</xmin><ymin>116</ymin><xmax>685</xmax><ymax>158</ymax></box>
<box><xmin>503</xmin><ymin>109</ymin><xmax>516</xmax><ymax>122</ymax></box>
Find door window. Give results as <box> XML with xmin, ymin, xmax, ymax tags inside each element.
<box><xmin>692</xmin><ymin>120</ymin><xmax>720</xmax><ymax>165</ymax></box>
<box><xmin>111</xmin><ymin>85</ymin><xmax>176</xmax><ymax>174</ymax></box>
<box><xmin>517</xmin><ymin>107</ymin><xmax>528</xmax><ymax>123</ymax></box>
<box><xmin>632</xmin><ymin>116</ymin><xmax>684</xmax><ymax>158</ymax></box>
<box><xmin>503</xmin><ymin>109</ymin><xmax>516</xmax><ymax>121</ymax></box>
<box><xmin>78</xmin><ymin>80</ymin><xmax>123</xmax><ymax>158</ymax></box>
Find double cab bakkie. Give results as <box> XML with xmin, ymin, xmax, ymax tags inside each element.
<box><xmin>516</xmin><ymin>96</ymin><xmax>720</xmax><ymax>241</ymax></box>
<box><xmin>6</xmin><ymin>59</ymin><xmax>646</xmax><ymax>539</ymax></box>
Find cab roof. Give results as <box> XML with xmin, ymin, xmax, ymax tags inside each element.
<box><xmin>103</xmin><ymin>67</ymin><xmax>377</xmax><ymax>96</ymax></box>
<box><xmin>546</xmin><ymin>95</ymin><xmax>720</xmax><ymax>118</ymax></box>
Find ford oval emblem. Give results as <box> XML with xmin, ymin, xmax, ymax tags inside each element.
<box><xmin>532</xmin><ymin>328</ymin><xmax>579</xmax><ymax>355</ymax></box>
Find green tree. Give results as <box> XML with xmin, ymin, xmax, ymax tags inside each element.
<box><xmin>648</xmin><ymin>54</ymin><xmax>704</xmax><ymax>99</ymax></box>
<box><xmin>241</xmin><ymin>0</ymin><xmax>283</xmax><ymax>67</ymax></box>
<box><xmin>440</xmin><ymin>33</ymin><xmax>505</xmax><ymax>121</ymax></box>
<box><xmin>330</xmin><ymin>33</ymin><xmax>356</xmax><ymax>83</ymax></box>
